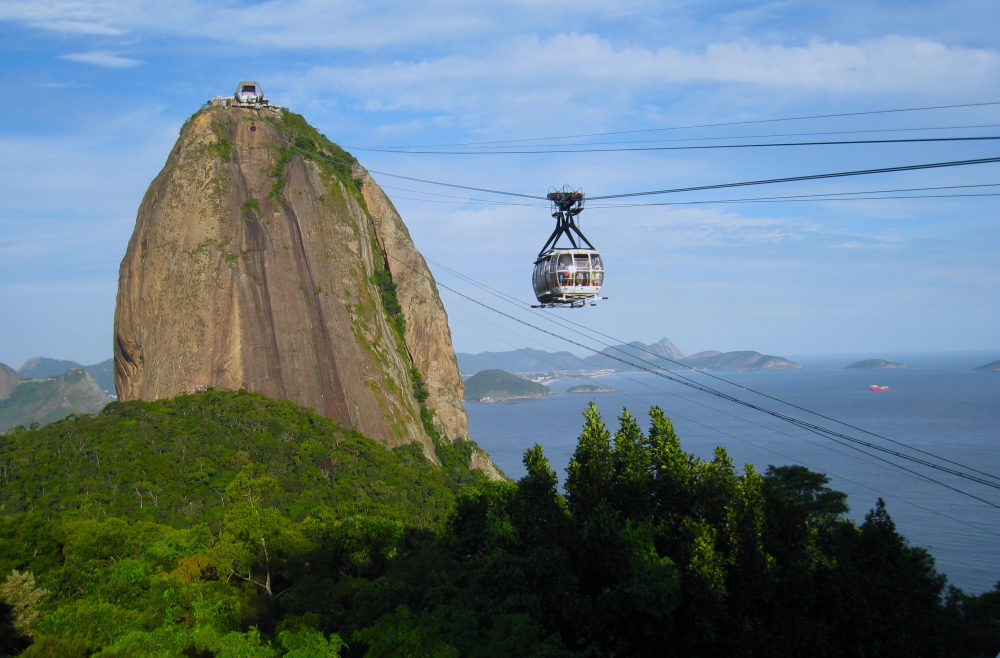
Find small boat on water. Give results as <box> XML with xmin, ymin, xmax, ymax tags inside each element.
<box><xmin>869</xmin><ymin>384</ymin><xmax>892</xmax><ymax>392</ymax></box>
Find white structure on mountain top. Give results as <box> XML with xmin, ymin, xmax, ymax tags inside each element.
<box><xmin>210</xmin><ymin>81</ymin><xmax>271</xmax><ymax>108</ymax></box>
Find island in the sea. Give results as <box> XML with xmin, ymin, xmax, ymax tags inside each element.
<box><xmin>975</xmin><ymin>360</ymin><xmax>1000</xmax><ymax>371</ymax></box>
<box><xmin>567</xmin><ymin>384</ymin><xmax>616</xmax><ymax>394</ymax></box>
<box><xmin>463</xmin><ymin>369</ymin><xmax>552</xmax><ymax>403</ymax></box>
<box><xmin>846</xmin><ymin>359</ymin><xmax>906</xmax><ymax>370</ymax></box>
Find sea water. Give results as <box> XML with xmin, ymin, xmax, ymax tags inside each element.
<box><xmin>466</xmin><ymin>352</ymin><xmax>1000</xmax><ymax>594</ymax></box>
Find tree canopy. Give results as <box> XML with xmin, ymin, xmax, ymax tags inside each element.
<box><xmin>0</xmin><ymin>393</ymin><xmax>997</xmax><ymax>657</ymax></box>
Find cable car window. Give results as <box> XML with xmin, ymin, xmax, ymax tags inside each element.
<box><xmin>557</xmin><ymin>254</ymin><xmax>573</xmax><ymax>286</ymax></box>
<box><xmin>592</xmin><ymin>255</ymin><xmax>603</xmax><ymax>271</ymax></box>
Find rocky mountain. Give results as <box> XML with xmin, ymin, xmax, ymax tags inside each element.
<box><xmin>0</xmin><ymin>363</ymin><xmax>20</xmax><ymax>400</ymax></box>
<box><xmin>585</xmin><ymin>337</ymin><xmax>686</xmax><ymax>370</ymax></box>
<box><xmin>846</xmin><ymin>359</ymin><xmax>906</xmax><ymax>370</ymax></box>
<box><xmin>13</xmin><ymin>357</ymin><xmax>120</xmax><ymax>398</ymax></box>
<box><xmin>83</xmin><ymin>358</ymin><xmax>116</xmax><ymax>396</ymax></box>
<box><xmin>113</xmin><ymin>103</ymin><xmax>476</xmax><ymax>466</ymax></box>
<box><xmin>17</xmin><ymin>356</ymin><xmax>82</xmax><ymax>380</ymax></box>
<box><xmin>680</xmin><ymin>351</ymin><xmax>801</xmax><ymax>371</ymax></box>
<box><xmin>0</xmin><ymin>367</ymin><xmax>109</xmax><ymax>432</ymax></box>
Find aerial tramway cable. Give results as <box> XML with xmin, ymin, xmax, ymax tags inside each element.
<box><xmin>348</xmin><ymin>122</ymin><xmax>1000</xmax><ymax>151</ymax></box>
<box><xmin>380</xmin><ymin>251</ymin><xmax>1000</xmax><ymax>507</ymax></box>
<box><xmin>346</xmin><ymin>134</ymin><xmax>1000</xmax><ymax>155</ymax></box>
<box><xmin>363</xmin><ymin>156</ymin><xmax>1000</xmax><ymax>201</ymax></box>
<box><xmin>444</xmin><ymin>299</ymin><xmax>1000</xmax><ymax>539</ymax></box>
<box><xmin>349</xmin><ymin>100</ymin><xmax>1000</xmax><ymax>149</ymax></box>
<box><xmin>381</xmin><ymin>181</ymin><xmax>1000</xmax><ymax>208</ymax></box>
<box><xmin>428</xmin><ymin>256</ymin><xmax>1000</xmax><ymax>487</ymax></box>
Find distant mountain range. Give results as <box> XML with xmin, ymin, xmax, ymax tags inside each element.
<box><xmin>16</xmin><ymin>356</ymin><xmax>116</xmax><ymax>396</ymax></box>
<box><xmin>457</xmin><ymin>338</ymin><xmax>799</xmax><ymax>374</ymax></box>
<box><xmin>975</xmin><ymin>360</ymin><xmax>1000</xmax><ymax>371</ymax></box>
<box><xmin>0</xmin><ymin>367</ymin><xmax>110</xmax><ymax>432</ymax></box>
<box><xmin>0</xmin><ymin>356</ymin><xmax>116</xmax><ymax>431</ymax></box>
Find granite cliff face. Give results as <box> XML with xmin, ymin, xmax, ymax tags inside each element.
<box><xmin>114</xmin><ymin>105</ymin><xmax>474</xmax><ymax>463</ymax></box>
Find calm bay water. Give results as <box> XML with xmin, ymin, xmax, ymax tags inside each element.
<box><xmin>466</xmin><ymin>352</ymin><xmax>1000</xmax><ymax>594</ymax></box>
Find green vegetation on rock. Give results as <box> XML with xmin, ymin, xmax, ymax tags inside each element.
<box><xmin>463</xmin><ymin>369</ymin><xmax>551</xmax><ymax>402</ymax></box>
<box><xmin>567</xmin><ymin>384</ymin><xmax>615</xmax><ymax>393</ymax></box>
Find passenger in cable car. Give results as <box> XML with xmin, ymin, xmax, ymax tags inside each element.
<box><xmin>576</xmin><ymin>270</ymin><xmax>590</xmax><ymax>286</ymax></box>
<box><xmin>592</xmin><ymin>255</ymin><xmax>603</xmax><ymax>271</ymax></box>
<box><xmin>557</xmin><ymin>254</ymin><xmax>573</xmax><ymax>286</ymax></box>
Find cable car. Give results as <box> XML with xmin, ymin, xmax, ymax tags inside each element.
<box><xmin>532</xmin><ymin>187</ymin><xmax>606</xmax><ymax>308</ymax></box>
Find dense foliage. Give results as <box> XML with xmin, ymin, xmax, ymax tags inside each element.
<box><xmin>0</xmin><ymin>395</ymin><xmax>997</xmax><ymax>657</ymax></box>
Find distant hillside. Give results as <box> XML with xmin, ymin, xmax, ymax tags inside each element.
<box><xmin>0</xmin><ymin>368</ymin><xmax>110</xmax><ymax>431</ymax></box>
<box><xmin>458</xmin><ymin>337</ymin><xmax>685</xmax><ymax>374</ymax></box>
<box><xmin>463</xmin><ymin>369</ymin><xmax>551</xmax><ymax>402</ymax></box>
<box><xmin>847</xmin><ymin>359</ymin><xmax>906</xmax><ymax>370</ymax></box>
<box><xmin>13</xmin><ymin>356</ymin><xmax>117</xmax><ymax>397</ymax></box>
<box><xmin>17</xmin><ymin>356</ymin><xmax>82</xmax><ymax>379</ymax></box>
<box><xmin>84</xmin><ymin>357</ymin><xmax>116</xmax><ymax>396</ymax></box>
<box><xmin>681</xmin><ymin>351</ymin><xmax>801</xmax><ymax>371</ymax></box>
<box><xmin>457</xmin><ymin>348</ymin><xmax>591</xmax><ymax>374</ymax></box>
<box><xmin>975</xmin><ymin>360</ymin><xmax>1000</xmax><ymax>371</ymax></box>
<box><xmin>458</xmin><ymin>341</ymin><xmax>800</xmax><ymax>373</ymax></box>
<box><xmin>585</xmin><ymin>337</ymin><xmax>685</xmax><ymax>370</ymax></box>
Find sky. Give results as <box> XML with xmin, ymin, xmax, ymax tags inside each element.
<box><xmin>1</xmin><ymin>0</ymin><xmax>999</xmax><ymax>367</ymax></box>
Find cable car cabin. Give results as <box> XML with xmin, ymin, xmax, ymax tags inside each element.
<box><xmin>532</xmin><ymin>186</ymin><xmax>605</xmax><ymax>307</ymax></box>
<box><xmin>533</xmin><ymin>249</ymin><xmax>604</xmax><ymax>306</ymax></box>
<box><xmin>234</xmin><ymin>81</ymin><xmax>267</xmax><ymax>106</ymax></box>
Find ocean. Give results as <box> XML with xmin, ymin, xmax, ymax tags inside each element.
<box><xmin>466</xmin><ymin>352</ymin><xmax>1000</xmax><ymax>594</ymax></box>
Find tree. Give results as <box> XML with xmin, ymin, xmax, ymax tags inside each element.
<box><xmin>212</xmin><ymin>465</ymin><xmax>309</xmax><ymax>597</ymax></box>
<box><xmin>0</xmin><ymin>570</ymin><xmax>48</xmax><ymax>636</ymax></box>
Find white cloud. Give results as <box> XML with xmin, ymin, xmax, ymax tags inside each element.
<box><xmin>304</xmin><ymin>34</ymin><xmax>1000</xmax><ymax>114</ymax></box>
<box><xmin>34</xmin><ymin>19</ymin><xmax>121</xmax><ymax>34</ymax></box>
<box><xmin>0</xmin><ymin>2</ymin><xmax>122</xmax><ymax>34</ymax></box>
<box><xmin>60</xmin><ymin>51</ymin><xmax>142</xmax><ymax>68</ymax></box>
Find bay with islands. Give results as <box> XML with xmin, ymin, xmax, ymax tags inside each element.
<box><xmin>460</xmin><ymin>343</ymin><xmax>1000</xmax><ymax>594</ymax></box>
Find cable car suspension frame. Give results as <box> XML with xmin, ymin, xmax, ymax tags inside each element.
<box><xmin>532</xmin><ymin>187</ymin><xmax>608</xmax><ymax>308</ymax></box>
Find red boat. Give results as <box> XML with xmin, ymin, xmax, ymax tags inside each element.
<box><xmin>869</xmin><ymin>385</ymin><xmax>891</xmax><ymax>392</ymax></box>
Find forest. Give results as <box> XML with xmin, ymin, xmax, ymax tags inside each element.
<box><xmin>0</xmin><ymin>390</ymin><xmax>997</xmax><ymax>657</ymax></box>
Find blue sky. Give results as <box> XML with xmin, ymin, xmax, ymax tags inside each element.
<box><xmin>1</xmin><ymin>0</ymin><xmax>999</xmax><ymax>367</ymax></box>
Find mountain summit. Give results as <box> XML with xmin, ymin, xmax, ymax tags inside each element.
<box><xmin>114</xmin><ymin>100</ymin><xmax>471</xmax><ymax>461</ymax></box>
